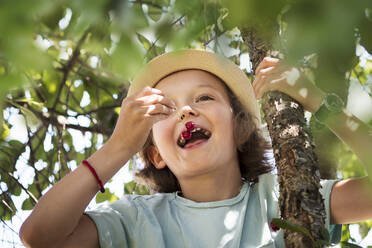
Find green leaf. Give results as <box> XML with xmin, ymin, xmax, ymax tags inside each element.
<box><xmin>152</xmin><ymin>0</ymin><xmax>170</xmax><ymax>7</ymax></box>
<box><xmin>340</xmin><ymin>241</ymin><xmax>363</xmax><ymax>248</ymax></box>
<box><xmin>39</xmin><ymin>6</ymin><xmax>65</xmax><ymax>30</ymax></box>
<box><xmin>0</xmin><ymin>122</ymin><xmax>10</xmax><ymax>140</ymax></box>
<box><xmin>123</xmin><ymin>180</ymin><xmax>149</xmax><ymax>195</ymax></box>
<box><xmin>74</xmin><ymin>83</ymin><xmax>85</xmax><ymax>105</ymax></box>
<box><xmin>95</xmin><ymin>188</ymin><xmax>118</xmax><ymax>203</ymax></box>
<box><xmin>271</xmin><ymin>218</ymin><xmax>314</xmax><ymax>241</ymax></box>
<box><xmin>147</xmin><ymin>5</ymin><xmax>162</xmax><ymax>22</ymax></box>
<box><xmin>132</xmin><ymin>4</ymin><xmax>149</xmax><ymax>29</ymax></box>
<box><xmin>0</xmin><ymin>195</ymin><xmax>16</xmax><ymax>221</ymax></box>
<box><xmin>134</xmin><ymin>183</ymin><xmax>149</xmax><ymax>195</ymax></box>
<box><xmin>0</xmin><ymin>204</ymin><xmax>5</xmax><ymax>220</ymax></box>
<box><xmin>21</xmin><ymin>197</ymin><xmax>34</xmax><ymax>210</ymax></box>
<box><xmin>12</xmin><ymin>184</ymin><xmax>22</xmax><ymax>197</ymax></box>
<box><xmin>320</xmin><ymin>227</ymin><xmax>330</xmax><ymax>242</ymax></box>
<box><xmin>1</xmin><ymin>209</ymin><xmax>13</xmax><ymax>221</ymax></box>
<box><xmin>11</xmin><ymin>102</ymin><xmax>42</xmax><ymax>128</ymax></box>
<box><xmin>8</xmin><ymin>140</ymin><xmax>24</xmax><ymax>150</ymax></box>
<box><xmin>124</xmin><ymin>180</ymin><xmax>137</xmax><ymax>195</ymax></box>
<box><xmin>313</xmin><ymin>239</ymin><xmax>332</xmax><ymax>248</ymax></box>
<box><xmin>111</xmin><ymin>33</ymin><xmax>143</xmax><ymax>79</ymax></box>
<box><xmin>14</xmin><ymin>97</ymin><xmax>45</xmax><ymax>109</ymax></box>
<box><xmin>28</xmin><ymin>183</ymin><xmax>41</xmax><ymax>199</ymax></box>
<box><xmin>358</xmin><ymin>220</ymin><xmax>372</xmax><ymax>239</ymax></box>
<box><xmin>137</xmin><ymin>33</ymin><xmax>152</xmax><ymax>50</ymax></box>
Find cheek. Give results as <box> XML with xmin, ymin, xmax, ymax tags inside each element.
<box><xmin>152</xmin><ymin>119</ymin><xmax>174</xmax><ymax>149</ymax></box>
<box><xmin>216</xmin><ymin>108</ymin><xmax>235</xmax><ymax>144</ymax></box>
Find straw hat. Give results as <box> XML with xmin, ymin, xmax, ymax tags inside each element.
<box><xmin>128</xmin><ymin>49</ymin><xmax>261</xmax><ymax>127</ymax></box>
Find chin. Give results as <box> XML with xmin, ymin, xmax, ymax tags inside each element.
<box><xmin>180</xmin><ymin>159</ymin><xmax>220</xmax><ymax>174</ymax></box>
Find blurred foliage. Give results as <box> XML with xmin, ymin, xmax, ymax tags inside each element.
<box><xmin>0</xmin><ymin>0</ymin><xmax>371</xmax><ymax>246</ymax></box>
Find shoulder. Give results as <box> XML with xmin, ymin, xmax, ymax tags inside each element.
<box><xmin>86</xmin><ymin>192</ymin><xmax>175</xmax><ymax>221</ymax></box>
<box><xmin>257</xmin><ymin>172</ymin><xmax>278</xmax><ymax>185</ymax></box>
<box><xmin>319</xmin><ymin>178</ymin><xmax>340</xmax><ymax>197</ymax></box>
<box><xmin>114</xmin><ymin>192</ymin><xmax>176</xmax><ymax>209</ymax></box>
<box><xmin>250</xmin><ymin>173</ymin><xmax>280</xmax><ymax>209</ymax></box>
<box><xmin>254</xmin><ymin>173</ymin><xmax>279</xmax><ymax>197</ymax></box>
<box><xmin>254</xmin><ymin>173</ymin><xmax>338</xmax><ymax>197</ymax></box>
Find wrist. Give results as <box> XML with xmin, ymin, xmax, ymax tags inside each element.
<box><xmin>105</xmin><ymin>137</ymin><xmax>135</xmax><ymax>160</ymax></box>
<box><xmin>86</xmin><ymin>138</ymin><xmax>133</xmax><ymax>183</ymax></box>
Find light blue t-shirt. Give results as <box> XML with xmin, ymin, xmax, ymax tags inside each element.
<box><xmin>86</xmin><ymin>173</ymin><xmax>341</xmax><ymax>247</ymax></box>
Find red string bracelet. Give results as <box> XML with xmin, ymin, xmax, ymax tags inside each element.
<box><xmin>82</xmin><ymin>160</ymin><xmax>105</xmax><ymax>193</ymax></box>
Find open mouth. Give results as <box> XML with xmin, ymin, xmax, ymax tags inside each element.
<box><xmin>177</xmin><ymin>127</ymin><xmax>211</xmax><ymax>148</ymax></box>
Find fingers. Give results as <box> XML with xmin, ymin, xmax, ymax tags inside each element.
<box><xmin>134</xmin><ymin>86</ymin><xmax>164</xmax><ymax>98</ymax></box>
<box><xmin>254</xmin><ymin>75</ymin><xmax>286</xmax><ymax>99</ymax></box>
<box><xmin>142</xmin><ymin>103</ymin><xmax>175</xmax><ymax>126</ymax></box>
<box><xmin>253</xmin><ymin>57</ymin><xmax>294</xmax><ymax>99</ymax></box>
<box><xmin>255</xmin><ymin>57</ymin><xmax>280</xmax><ymax>76</ymax></box>
<box><xmin>131</xmin><ymin>86</ymin><xmax>176</xmax><ymax>109</ymax></box>
<box><xmin>137</xmin><ymin>94</ymin><xmax>176</xmax><ymax>110</ymax></box>
<box><xmin>131</xmin><ymin>88</ymin><xmax>176</xmax><ymax>122</ymax></box>
<box><xmin>253</xmin><ymin>68</ymin><xmax>287</xmax><ymax>99</ymax></box>
<box><xmin>143</xmin><ymin>103</ymin><xmax>175</xmax><ymax>116</ymax></box>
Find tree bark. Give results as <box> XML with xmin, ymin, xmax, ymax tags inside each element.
<box><xmin>241</xmin><ymin>27</ymin><xmax>327</xmax><ymax>247</ymax></box>
<box><xmin>262</xmin><ymin>92</ymin><xmax>326</xmax><ymax>246</ymax></box>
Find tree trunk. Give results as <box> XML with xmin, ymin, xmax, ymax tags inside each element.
<box><xmin>241</xmin><ymin>27</ymin><xmax>326</xmax><ymax>247</ymax></box>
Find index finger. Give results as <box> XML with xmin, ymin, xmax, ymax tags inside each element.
<box><xmin>137</xmin><ymin>94</ymin><xmax>176</xmax><ymax>109</ymax></box>
<box><xmin>255</xmin><ymin>57</ymin><xmax>280</xmax><ymax>76</ymax></box>
<box><xmin>132</xmin><ymin>86</ymin><xmax>164</xmax><ymax>98</ymax></box>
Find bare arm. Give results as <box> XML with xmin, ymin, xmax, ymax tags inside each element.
<box><xmin>58</xmin><ymin>215</ymin><xmax>100</xmax><ymax>248</ymax></box>
<box><xmin>308</xmin><ymin>83</ymin><xmax>372</xmax><ymax>224</ymax></box>
<box><xmin>20</xmin><ymin>139</ymin><xmax>132</xmax><ymax>248</ymax></box>
<box><xmin>322</xmin><ymin>109</ymin><xmax>372</xmax><ymax>178</ymax></box>
<box><xmin>330</xmin><ymin>177</ymin><xmax>372</xmax><ymax>224</ymax></box>
<box><xmin>253</xmin><ymin>57</ymin><xmax>372</xmax><ymax>225</ymax></box>
<box><xmin>19</xmin><ymin>87</ymin><xmax>176</xmax><ymax>248</ymax></box>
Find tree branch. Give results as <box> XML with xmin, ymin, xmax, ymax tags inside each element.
<box><xmin>29</xmin><ymin>105</ymin><xmax>112</xmax><ymax>136</ymax></box>
<box><xmin>51</xmin><ymin>30</ymin><xmax>90</xmax><ymax>110</ymax></box>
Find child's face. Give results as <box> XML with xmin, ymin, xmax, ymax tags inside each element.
<box><xmin>150</xmin><ymin>69</ymin><xmax>240</xmax><ymax>180</ymax></box>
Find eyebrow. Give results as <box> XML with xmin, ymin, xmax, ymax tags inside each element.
<box><xmin>197</xmin><ymin>84</ymin><xmax>219</xmax><ymax>90</ymax></box>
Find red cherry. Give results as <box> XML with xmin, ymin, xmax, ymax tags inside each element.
<box><xmin>185</xmin><ymin>121</ymin><xmax>195</xmax><ymax>131</ymax></box>
<box><xmin>270</xmin><ymin>221</ymin><xmax>280</xmax><ymax>232</ymax></box>
<box><xmin>182</xmin><ymin>130</ymin><xmax>191</xmax><ymax>140</ymax></box>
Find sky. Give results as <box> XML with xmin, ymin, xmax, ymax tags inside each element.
<box><xmin>1</xmin><ymin>49</ymin><xmax>372</xmax><ymax>247</ymax></box>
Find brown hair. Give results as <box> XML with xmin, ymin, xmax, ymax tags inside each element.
<box><xmin>135</xmin><ymin>73</ymin><xmax>273</xmax><ymax>193</ymax></box>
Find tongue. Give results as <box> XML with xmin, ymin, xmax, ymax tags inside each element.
<box><xmin>184</xmin><ymin>138</ymin><xmax>208</xmax><ymax>148</ymax></box>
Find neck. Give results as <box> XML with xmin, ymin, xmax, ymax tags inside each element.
<box><xmin>177</xmin><ymin>161</ymin><xmax>243</xmax><ymax>202</ymax></box>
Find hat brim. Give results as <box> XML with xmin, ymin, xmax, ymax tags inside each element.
<box><xmin>129</xmin><ymin>49</ymin><xmax>261</xmax><ymax>127</ymax></box>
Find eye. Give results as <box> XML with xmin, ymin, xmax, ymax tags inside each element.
<box><xmin>196</xmin><ymin>95</ymin><xmax>214</xmax><ymax>102</ymax></box>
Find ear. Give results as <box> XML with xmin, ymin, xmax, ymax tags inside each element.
<box><xmin>146</xmin><ymin>145</ymin><xmax>167</xmax><ymax>169</ymax></box>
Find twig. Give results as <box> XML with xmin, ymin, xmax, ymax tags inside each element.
<box><xmin>51</xmin><ymin>30</ymin><xmax>90</xmax><ymax>110</ymax></box>
<box><xmin>0</xmin><ymin>167</ymin><xmax>38</xmax><ymax>204</ymax></box>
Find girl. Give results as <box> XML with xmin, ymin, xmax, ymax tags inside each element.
<box><xmin>20</xmin><ymin>50</ymin><xmax>372</xmax><ymax>247</ymax></box>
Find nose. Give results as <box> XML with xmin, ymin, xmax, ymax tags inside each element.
<box><xmin>178</xmin><ymin>105</ymin><xmax>198</xmax><ymax>121</ymax></box>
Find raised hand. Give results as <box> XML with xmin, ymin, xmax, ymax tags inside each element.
<box><xmin>109</xmin><ymin>86</ymin><xmax>176</xmax><ymax>155</ymax></box>
<box><xmin>252</xmin><ymin>57</ymin><xmax>325</xmax><ymax>113</ymax></box>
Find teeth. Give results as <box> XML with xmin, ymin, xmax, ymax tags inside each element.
<box><xmin>204</xmin><ymin>130</ymin><xmax>211</xmax><ymax>137</ymax></box>
<box><xmin>192</xmin><ymin>127</ymin><xmax>201</xmax><ymax>133</ymax></box>
<box><xmin>179</xmin><ymin>137</ymin><xmax>186</xmax><ymax>146</ymax></box>
<box><xmin>178</xmin><ymin>126</ymin><xmax>211</xmax><ymax>148</ymax></box>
